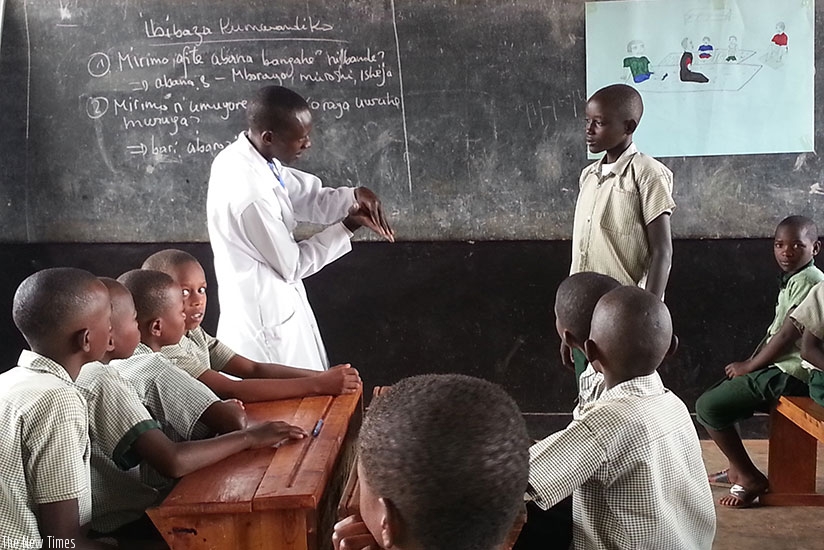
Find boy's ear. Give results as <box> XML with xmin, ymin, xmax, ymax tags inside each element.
<box><xmin>562</xmin><ymin>329</ymin><xmax>580</xmax><ymax>350</ymax></box>
<box><xmin>75</xmin><ymin>328</ymin><xmax>92</xmax><ymax>353</ymax></box>
<box><xmin>813</xmin><ymin>240</ymin><xmax>821</xmax><ymax>256</ymax></box>
<box><xmin>666</xmin><ymin>334</ymin><xmax>679</xmax><ymax>359</ymax></box>
<box><xmin>582</xmin><ymin>338</ymin><xmax>600</xmax><ymax>365</ymax></box>
<box><xmin>378</xmin><ymin>497</ymin><xmax>403</xmax><ymax>548</ymax></box>
<box><xmin>624</xmin><ymin>119</ymin><xmax>638</xmax><ymax>134</ymax></box>
<box><xmin>150</xmin><ymin>318</ymin><xmax>163</xmax><ymax>337</ymax></box>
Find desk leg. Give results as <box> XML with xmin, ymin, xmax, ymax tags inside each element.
<box><xmin>761</xmin><ymin>410</ymin><xmax>820</xmax><ymax>506</ymax></box>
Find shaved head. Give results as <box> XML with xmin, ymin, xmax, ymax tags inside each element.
<box><xmin>142</xmin><ymin>249</ymin><xmax>199</xmax><ymax>274</ymax></box>
<box><xmin>555</xmin><ymin>273</ymin><xmax>621</xmax><ymax>343</ymax></box>
<box><xmin>590</xmin><ymin>286</ymin><xmax>672</xmax><ymax>375</ymax></box>
<box><xmin>117</xmin><ymin>269</ymin><xmax>177</xmax><ymax>324</ymax></box>
<box><xmin>777</xmin><ymin>215</ymin><xmax>818</xmax><ymax>242</ymax></box>
<box><xmin>589</xmin><ymin>84</ymin><xmax>644</xmax><ymax>125</ymax></box>
<box><xmin>13</xmin><ymin>268</ymin><xmax>106</xmax><ymax>348</ymax></box>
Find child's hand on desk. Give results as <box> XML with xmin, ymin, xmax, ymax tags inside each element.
<box><xmin>333</xmin><ymin>514</ymin><xmax>380</xmax><ymax>550</ymax></box>
<box><xmin>316</xmin><ymin>364</ymin><xmax>362</xmax><ymax>395</ymax></box>
<box><xmin>247</xmin><ymin>421</ymin><xmax>307</xmax><ymax>449</ymax></box>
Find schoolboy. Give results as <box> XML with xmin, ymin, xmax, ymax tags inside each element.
<box><xmin>515</xmin><ymin>272</ymin><xmax>622</xmax><ymax>550</ymax></box>
<box><xmin>565</xmin><ymin>83</ymin><xmax>674</xmax><ymax>369</ymax></box>
<box><xmin>0</xmin><ymin>268</ymin><xmax>114</xmax><ymax>549</ymax></box>
<box><xmin>793</xmin><ymin>281</ymin><xmax>824</xmax><ymax>405</ymax></box>
<box><xmin>529</xmin><ymin>287</ymin><xmax>715</xmax><ymax>550</ymax></box>
<box><xmin>207</xmin><ymin>85</ymin><xmax>394</xmax><ymax>371</ymax></box>
<box><xmin>141</xmin><ymin>249</ymin><xmax>361</xmax><ymax>401</ymax></box>
<box><xmin>116</xmin><ymin>269</ymin><xmax>245</xmax><ymax>438</ymax></box>
<box><xmin>696</xmin><ymin>215</ymin><xmax>823</xmax><ymax>507</ymax></box>
<box><xmin>77</xmin><ymin>279</ymin><xmax>306</xmax><ymax>541</ymax></box>
<box><xmin>572</xmin><ymin>83</ymin><xmax>674</xmax><ymax>298</ymax></box>
<box><xmin>333</xmin><ymin>374</ymin><xmax>529</xmax><ymax>550</ymax></box>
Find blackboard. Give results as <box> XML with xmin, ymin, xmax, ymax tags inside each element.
<box><xmin>0</xmin><ymin>0</ymin><xmax>823</xmax><ymax>242</ymax></box>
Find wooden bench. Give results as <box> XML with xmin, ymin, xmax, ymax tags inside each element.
<box><xmin>147</xmin><ymin>387</ymin><xmax>363</xmax><ymax>550</ymax></box>
<box><xmin>338</xmin><ymin>386</ymin><xmax>526</xmax><ymax>549</ymax></box>
<box><xmin>760</xmin><ymin>396</ymin><xmax>824</xmax><ymax>506</ymax></box>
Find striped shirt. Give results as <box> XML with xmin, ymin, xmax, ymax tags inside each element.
<box><xmin>571</xmin><ymin>143</ymin><xmax>675</xmax><ymax>286</ymax></box>
<box><xmin>528</xmin><ymin>372</ymin><xmax>715</xmax><ymax>550</ymax></box>
<box><xmin>158</xmin><ymin>326</ymin><xmax>236</xmax><ymax>379</ymax></box>
<box><xmin>0</xmin><ymin>351</ymin><xmax>92</xmax><ymax>543</ymax></box>
<box><xmin>75</xmin><ymin>362</ymin><xmax>162</xmax><ymax>533</ymax></box>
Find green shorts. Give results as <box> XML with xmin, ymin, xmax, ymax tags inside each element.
<box><xmin>808</xmin><ymin>369</ymin><xmax>824</xmax><ymax>407</ymax></box>
<box><xmin>695</xmin><ymin>366</ymin><xmax>808</xmax><ymax>431</ymax></box>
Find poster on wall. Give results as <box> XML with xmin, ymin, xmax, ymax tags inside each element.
<box><xmin>586</xmin><ymin>0</ymin><xmax>814</xmax><ymax>158</ymax></box>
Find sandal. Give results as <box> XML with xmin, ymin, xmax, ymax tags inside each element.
<box><xmin>707</xmin><ymin>469</ymin><xmax>731</xmax><ymax>486</ymax></box>
<box><xmin>720</xmin><ymin>483</ymin><xmax>767</xmax><ymax>508</ymax></box>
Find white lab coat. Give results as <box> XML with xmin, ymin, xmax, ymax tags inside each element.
<box><xmin>206</xmin><ymin>133</ymin><xmax>356</xmax><ymax>370</ymax></box>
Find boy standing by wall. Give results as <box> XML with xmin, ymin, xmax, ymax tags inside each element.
<box><xmin>566</xmin><ymin>84</ymin><xmax>674</xmax><ymax>371</ymax></box>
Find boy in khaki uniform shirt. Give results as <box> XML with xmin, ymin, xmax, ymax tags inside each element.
<box><xmin>141</xmin><ymin>248</ymin><xmax>361</xmax><ymax>402</ymax></box>
<box><xmin>566</xmin><ymin>84</ymin><xmax>674</xmax><ymax>377</ymax></box>
<box><xmin>0</xmin><ymin>268</ymin><xmax>114</xmax><ymax>549</ymax></box>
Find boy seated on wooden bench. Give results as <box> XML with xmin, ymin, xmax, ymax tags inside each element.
<box><xmin>696</xmin><ymin>215</ymin><xmax>823</xmax><ymax>507</ymax></box>
<box><xmin>333</xmin><ymin>374</ymin><xmax>530</xmax><ymax>550</ymax></box>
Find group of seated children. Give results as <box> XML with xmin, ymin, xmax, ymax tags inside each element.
<box><xmin>0</xmin><ymin>250</ymin><xmax>362</xmax><ymax>549</ymax></box>
<box><xmin>5</xmin><ymin>215</ymin><xmax>824</xmax><ymax>550</ymax></box>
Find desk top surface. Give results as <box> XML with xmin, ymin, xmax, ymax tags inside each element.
<box><xmin>150</xmin><ymin>387</ymin><xmax>363</xmax><ymax>517</ymax></box>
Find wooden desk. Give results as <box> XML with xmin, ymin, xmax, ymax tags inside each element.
<box><xmin>147</xmin><ymin>387</ymin><xmax>363</xmax><ymax>550</ymax></box>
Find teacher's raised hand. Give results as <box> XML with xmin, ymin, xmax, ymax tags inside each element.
<box><xmin>343</xmin><ymin>187</ymin><xmax>395</xmax><ymax>242</ymax></box>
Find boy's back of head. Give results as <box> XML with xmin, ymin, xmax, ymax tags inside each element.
<box><xmin>358</xmin><ymin>374</ymin><xmax>529</xmax><ymax>550</ymax></box>
<box><xmin>246</xmin><ymin>85</ymin><xmax>309</xmax><ymax>134</ymax></box>
<box><xmin>117</xmin><ymin>269</ymin><xmax>176</xmax><ymax>324</ymax></box>
<box><xmin>13</xmin><ymin>267</ymin><xmax>102</xmax><ymax>349</ymax></box>
<box><xmin>589</xmin><ymin>83</ymin><xmax>644</xmax><ymax>125</ymax></box>
<box><xmin>142</xmin><ymin>248</ymin><xmax>199</xmax><ymax>273</ymax></box>
<box><xmin>555</xmin><ymin>272</ymin><xmax>621</xmax><ymax>345</ymax></box>
<box><xmin>589</xmin><ymin>286</ymin><xmax>672</xmax><ymax>377</ymax></box>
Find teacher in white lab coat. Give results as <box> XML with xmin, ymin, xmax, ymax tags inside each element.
<box><xmin>207</xmin><ymin>85</ymin><xmax>394</xmax><ymax>371</ymax></box>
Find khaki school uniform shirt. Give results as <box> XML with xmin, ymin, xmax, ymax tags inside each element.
<box><xmin>571</xmin><ymin>143</ymin><xmax>675</xmax><ymax>286</ymax></box>
<box><xmin>114</xmin><ymin>346</ymin><xmax>222</xmax><ymax>498</ymax></box>
<box><xmin>158</xmin><ymin>326</ymin><xmax>236</xmax><ymax>379</ymax></box>
<box><xmin>0</xmin><ymin>351</ymin><xmax>92</xmax><ymax>543</ymax></box>
<box><xmin>76</xmin><ymin>362</ymin><xmax>162</xmax><ymax>533</ymax></box>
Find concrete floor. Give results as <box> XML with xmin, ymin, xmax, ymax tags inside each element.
<box><xmin>702</xmin><ymin>440</ymin><xmax>824</xmax><ymax>550</ymax></box>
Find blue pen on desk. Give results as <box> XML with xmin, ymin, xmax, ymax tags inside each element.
<box><xmin>312</xmin><ymin>419</ymin><xmax>324</xmax><ymax>437</ymax></box>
